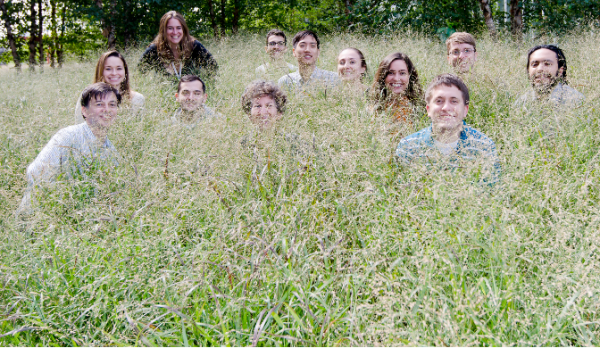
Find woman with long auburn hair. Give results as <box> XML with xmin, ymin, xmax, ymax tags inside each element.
<box><xmin>139</xmin><ymin>11</ymin><xmax>218</xmax><ymax>80</ymax></box>
<box><xmin>75</xmin><ymin>50</ymin><xmax>145</xmax><ymax>123</ymax></box>
<box><xmin>369</xmin><ymin>52</ymin><xmax>425</xmax><ymax>125</ymax></box>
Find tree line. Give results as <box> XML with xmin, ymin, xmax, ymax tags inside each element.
<box><xmin>1</xmin><ymin>0</ymin><xmax>598</xmax><ymax>70</ymax></box>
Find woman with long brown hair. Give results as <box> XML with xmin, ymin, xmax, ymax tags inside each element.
<box><xmin>369</xmin><ymin>52</ymin><xmax>425</xmax><ymax>125</ymax></box>
<box><xmin>75</xmin><ymin>50</ymin><xmax>145</xmax><ymax>123</ymax></box>
<box><xmin>139</xmin><ymin>11</ymin><xmax>218</xmax><ymax>80</ymax></box>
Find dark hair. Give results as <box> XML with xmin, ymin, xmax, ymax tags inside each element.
<box><xmin>151</xmin><ymin>11</ymin><xmax>196</xmax><ymax>62</ymax></box>
<box><xmin>425</xmin><ymin>74</ymin><xmax>470</xmax><ymax>105</ymax></box>
<box><xmin>370</xmin><ymin>52</ymin><xmax>424</xmax><ymax>108</ymax></box>
<box><xmin>241</xmin><ymin>80</ymin><xmax>287</xmax><ymax>114</ymax></box>
<box><xmin>526</xmin><ymin>44</ymin><xmax>568</xmax><ymax>83</ymax></box>
<box><xmin>266</xmin><ymin>29</ymin><xmax>287</xmax><ymax>46</ymax></box>
<box><xmin>177</xmin><ymin>75</ymin><xmax>206</xmax><ymax>93</ymax></box>
<box><xmin>80</xmin><ymin>82</ymin><xmax>121</xmax><ymax>111</ymax></box>
<box><xmin>338</xmin><ymin>47</ymin><xmax>368</xmax><ymax>80</ymax></box>
<box><xmin>94</xmin><ymin>50</ymin><xmax>131</xmax><ymax>100</ymax></box>
<box><xmin>292</xmin><ymin>30</ymin><xmax>320</xmax><ymax>49</ymax></box>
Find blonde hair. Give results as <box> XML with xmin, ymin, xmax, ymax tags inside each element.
<box><xmin>151</xmin><ymin>11</ymin><xmax>196</xmax><ymax>63</ymax></box>
<box><xmin>445</xmin><ymin>32</ymin><xmax>477</xmax><ymax>55</ymax></box>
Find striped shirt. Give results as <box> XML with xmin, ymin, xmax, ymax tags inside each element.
<box><xmin>396</xmin><ymin>125</ymin><xmax>501</xmax><ymax>184</ymax></box>
<box><xmin>19</xmin><ymin>122</ymin><xmax>119</xmax><ymax>211</ymax></box>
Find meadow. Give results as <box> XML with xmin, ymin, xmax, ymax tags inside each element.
<box><xmin>1</xmin><ymin>31</ymin><xmax>600</xmax><ymax>346</ymax></box>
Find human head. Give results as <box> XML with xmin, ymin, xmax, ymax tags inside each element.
<box><xmin>241</xmin><ymin>80</ymin><xmax>287</xmax><ymax>129</ymax></box>
<box><xmin>292</xmin><ymin>30</ymin><xmax>320</xmax><ymax>67</ymax></box>
<box><xmin>265</xmin><ymin>29</ymin><xmax>288</xmax><ymax>59</ymax></box>
<box><xmin>371</xmin><ymin>52</ymin><xmax>423</xmax><ymax>104</ymax></box>
<box><xmin>526</xmin><ymin>45</ymin><xmax>568</xmax><ymax>93</ymax></box>
<box><xmin>153</xmin><ymin>11</ymin><xmax>194</xmax><ymax>60</ymax></box>
<box><xmin>94</xmin><ymin>51</ymin><xmax>130</xmax><ymax>98</ymax></box>
<box><xmin>446</xmin><ymin>32</ymin><xmax>477</xmax><ymax>73</ymax></box>
<box><xmin>425</xmin><ymin>74</ymin><xmax>470</xmax><ymax>131</ymax></box>
<box><xmin>337</xmin><ymin>48</ymin><xmax>367</xmax><ymax>82</ymax></box>
<box><xmin>80</xmin><ymin>82</ymin><xmax>121</xmax><ymax>128</ymax></box>
<box><xmin>175</xmin><ymin>75</ymin><xmax>207</xmax><ymax>112</ymax></box>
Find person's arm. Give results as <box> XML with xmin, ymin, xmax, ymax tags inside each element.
<box><xmin>26</xmin><ymin>129</ymin><xmax>71</xmax><ymax>186</ymax></box>
<box><xmin>191</xmin><ymin>40</ymin><xmax>218</xmax><ymax>78</ymax></box>
<box><xmin>139</xmin><ymin>44</ymin><xmax>160</xmax><ymax>74</ymax></box>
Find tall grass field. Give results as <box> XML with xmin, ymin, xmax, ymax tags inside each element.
<box><xmin>1</xmin><ymin>31</ymin><xmax>600</xmax><ymax>345</ymax></box>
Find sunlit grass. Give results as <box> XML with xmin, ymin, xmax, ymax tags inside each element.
<box><xmin>1</xmin><ymin>30</ymin><xmax>600</xmax><ymax>345</ymax></box>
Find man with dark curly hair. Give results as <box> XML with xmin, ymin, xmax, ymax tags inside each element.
<box><xmin>241</xmin><ymin>80</ymin><xmax>287</xmax><ymax>130</ymax></box>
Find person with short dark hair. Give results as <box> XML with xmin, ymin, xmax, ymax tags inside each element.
<box><xmin>75</xmin><ymin>50</ymin><xmax>145</xmax><ymax>123</ymax></box>
<box><xmin>139</xmin><ymin>11</ymin><xmax>218</xmax><ymax>80</ymax></box>
<box><xmin>241</xmin><ymin>80</ymin><xmax>287</xmax><ymax>130</ymax></box>
<box><xmin>278</xmin><ymin>30</ymin><xmax>339</xmax><ymax>92</ymax></box>
<box><xmin>172</xmin><ymin>75</ymin><xmax>220</xmax><ymax>127</ymax></box>
<box><xmin>19</xmin><ymin>83</ymin><xmax>122</xmax><ymax>213</ymax></box>
<box><xmin>516</xmin><ymin>44</ymin><xmax>584</xmax><ymax>108</ymax></box>
<box><xmin>256</xmin><ymin>29</ymin><xmax>297</xmax><ymax>79</ymax></box>
<box><xmin>396</xmin><ymin>74</ymin><xmax>500</xmax><ymax>184</ymax></box>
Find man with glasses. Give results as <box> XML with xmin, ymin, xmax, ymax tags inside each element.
<box><xmin>173</xmin><ymin>75</ymin><xmax>221</xmax><ymax>128</ymax></box>
<box><xmin>256</xmin><ymin>29</ymin><xmax>297</xmax><ymax>79</ymax></box>
<box><xmin>278</xmin><ymin>30</ymin><xmax>340</xmax><ymax>92</ymax></box>
<box><xmin>446</xmin><ymin>32</ymin><xmax>478</xmax><ymax>75</ymax></box>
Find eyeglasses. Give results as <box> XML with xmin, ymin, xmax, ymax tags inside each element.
<box><xmin>268</xmin><ymin>41</ymin><xmax>286</xmax><ymax>47</ymax></box>
<box><xmin>450</xmin><ymin>48</ymin><xmax>475</xmax><ymax>56</ymax></box>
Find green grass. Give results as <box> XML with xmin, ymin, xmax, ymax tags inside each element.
<box><xmin>1</xmin><ymin>31</ymin><xmax>600</xmax><ymax>345</ymax></box>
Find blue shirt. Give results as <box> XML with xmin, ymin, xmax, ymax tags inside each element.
<box><xmin>396</xmin><ymin>125</ymin><xmax>501</xmax><ymax>184</ymax></box>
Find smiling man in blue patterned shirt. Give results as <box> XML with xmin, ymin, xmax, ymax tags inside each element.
<box><xmin>396</xmin><ymin>74</ymin><xmax>500</xmax><ymax>184</ymax></box>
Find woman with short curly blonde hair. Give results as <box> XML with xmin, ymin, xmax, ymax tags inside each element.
<box><xmin>241</xmin><ymin>80</ymin><xmax>287</xmax><ymax>129</ymax></box>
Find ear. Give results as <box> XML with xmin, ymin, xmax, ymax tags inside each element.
<box><xmin>558</xmin><ymin>66</ymin><xmax>564</xmax><ymax>77</ymax></box>
<box><xmin>81</xmin><ymin>106</ymin><xmax>88</xmax><ymax>120</ymax></box>
<box><xmin>175</xmin><ymin>92</ymin><xmax>179</xmax><ymax>99</ymax></box>
<box><xmin>464</xmin><ymin>104</ymin><xmax>469</xmax><ymax>114</ymax></box>
<box><xmin>201</xmin><ymin>93</ymin><xmax>207</xmax><ymax>104</ymax></box>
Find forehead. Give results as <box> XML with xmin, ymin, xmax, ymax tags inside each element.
<box><xmin>529</xmin><ymin>48</ymin><xmax>557</xmax><ymax>63</ymax></box>
<box><xmin>389</xmin><ymin>59</ymin><xmax>407</xmax><ymax>70</ymax></box>
<box><xmin>449</xmin><ymin>42</ymin><xmax>474</xmax><ymax>50</ymax></box>
<box><xmin>339</xmin><ymin>49</ymin><xmax>360</xmax><ymax>60</ymax></box>
<box><xmin>92</xmin><ymin>92</ymin><xmax>117</xmax><ymax>102</ymax></box>
<box><xmin>104</xmin><ymin>56</ymin><xmax>124</xmax><ymax>66</ymax></box>
<box><xmin>167</xmin><ymin>18</ymin><xmax>182</xmax><ymax>27</ymax></box>
<box><xmin>267</xmin><ymin>35</ymin><xmax>285</xmax><ymax>42</ymax></box>
<box><xmin>179</xmin><ymin>80</ymin><xmax>203</xmax><ymax>91</ymax></box>
<box><xmin>297</xmin><ymin>35</ymin><xmax>317</xmax><ymax>44</ymax></box>
<box><xmin>253</xmin><ymin>95</ymin><xmax>275</xmax><ymax>103</ymax></box>
<box><xmin>429</xmin><ymin>84</ymin><xmax>463</xmax><ymax>101</ymax></box>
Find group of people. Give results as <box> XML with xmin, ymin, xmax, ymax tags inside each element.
<box><xmin>17</xmin><ymin>10</ymin><xmax>586</xmax><ymax>212</ymax></box>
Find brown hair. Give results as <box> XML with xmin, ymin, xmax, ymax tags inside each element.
<box><xmin>80</xmin><ymin>82</ymin><xmax>122</xmax><ymax>109</ymax></box>
<box><xmin>94</xmin><ymin>50</ymin><xmax>131</xmax><ymax>100</ymax></box>
<box><xmin>265</xmin><ymin>29</ymin><xmax>287</xmax><ymax>46</ymax></box>
<box><xmin>370</xmin><ymin>52</ymin><xmax>424</xmax><ymax>108</ymax></box>
<box><xmin>241</xmin><ymin>80</ymin><xmax>287</xmax><ymax>115</ymax></box>
<box><xmin>445</xmin><ymin>32</ymin><xmax>477</xmax><ymax>55</ymax></box>
<box><xmin>177</xmin><ymin>75</ymin><xmax>206</xmax><ymax>93</ymax></box>
<box><xmin>338</xmin><ymin>47</ymin><xmax>368</xmax><ymax>80</ymax></box>
<box><xmin>151</xmin><ymin>11</ymin><xmax>196</xmax><ymax>63</ymax></box>
<box><xmin>425</xmin><ymin>74</ymin><xmax>470</xmax><ymax>105</ymax></box>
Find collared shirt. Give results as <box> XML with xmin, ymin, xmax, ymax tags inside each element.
<box><xmin>516</xmin><ymin>82</ymin><xmax>584</xmax><ymax>109</ymax></box>
<box><xmin>19</xmin><ymin>122</ymin><xmax>119</xmax><ymax>212</ymax></box>
<box><xmin>171</xmin><ymin>105</ymin><xmax>221</xmax><ymax>129</ymax></box>
<box><xmin>256</xmin><ymin>62</ymin><xmax>297</xmax><ymax>79</ymax></box>
<box><xmin>278</xmin><ymin>67</ymin><xmax>340</xmax><ymax>91</ymax></box>
<box><xmin>396</xmin><ymin>125</ymin><xmax>501</xmax><ymax>184</ymax></box>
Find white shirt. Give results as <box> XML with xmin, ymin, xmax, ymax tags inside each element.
<box><xmin>434</xmin><ymin>139</ymin><xmax>459</xmax><ymax>156</ymax></box>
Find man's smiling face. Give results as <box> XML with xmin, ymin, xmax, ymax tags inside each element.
<box><xmin>293</xmin><ymin>34</ymin><xmax>319</xmax><ymax>67</ymax></box>
<box><xmin>426</xmin><ymin>84</ymin><xmax>468</xmax><ymax>131</ymax></box>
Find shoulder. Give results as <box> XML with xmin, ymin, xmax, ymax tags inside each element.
<box><xmin>278</xmin><ymin>72</ymin><xmax>299</xmax><ymax>84</ymax></box>
<box><xmin>142</xmin><ymin>43</ymin><xmax>158</xmax><ymax>55</ymax></box>
<box><xmin>191</xmin><ymin>39</ymin><xmax>209</xmax><ymax>52</ymax></box>
<box><xmin>130</xmin><ymin>91</ymin><xmax>145</xmax><ymax>103</ymax></box>
<box><xmin>256</xmin><ymin>64</ymin><xmax>267</xmax><ymax>73</ymax></box>
<box><xmin>461</xmin><ymin>126</ymin><xmax>497</xmax><ymax>151</ymax></box>
<box><xmin>287</xmin><ymin>63</ymin><xmax>298</xmax><ymax>71</ymax></box>
<box><xmin>558</xmin><ymin>83</ymin><xmax>584</xmax><ymax>100</ymax></box>
<box><xmin>396</xmin><ymin>127</ymin><xmax>433</xmax><ymax>160</ymax></box>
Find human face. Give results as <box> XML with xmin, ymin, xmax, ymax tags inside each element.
<box><xmin>176</xmin><ymin>80</ymin><xmax>206</xmax><ymax>112</ymax></box>
<box><xmin>102</xmin><ymin>56</ymin><xmax>126</xmax><ymax>87</ymax></box>
<box><xmin>337</xmin><ymin>49</ymin><xmax>366</xmax><ymax>82</ymax></box>
<box><xmin>166</xmin><ymin>18</ymin><xmax>183</xmax><ymax>46</ymax></box>
<box><xmin>426</xmin><ymin>85</ymin><xmax>469</xmax><ymax>132</ymax></box>
<box><xmin>293</xmin><ymin>35</ymin><xmax>319</xmax><ymax>67</ymax></box>
<box><xmin>447</xmin><ymin>42</ymin><xmax>477</xmax><ymax>73</ymax></box>
<box><xmin>384</xmin><ymin>59</ymin><xmax>410</xmax><ymax>95</ymax></box>
<box><xmin>82</xmin><ymin>93</ymin><xmax>119</xmax><ymax>130</ymax></box>
<box><xmin>249</xmin><ymin>95</ymin><xmax>281</xmax><ymax>129</ymax></box>
<box><xmin>266</xmin><ymin>35</ymin><xmax>287</xmax><ymax>60</ymax></box>
<box><xmin>528</xmin><ymin>48</ymin><xmax>562</xmax><ymax>92</ymax></box>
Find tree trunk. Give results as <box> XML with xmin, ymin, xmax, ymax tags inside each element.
<box><xmin>509</xmin><ymin>0</ymin><xmax>523</xmax><ymax>41</ymax></box>
<box><xmin>38</xmin><ymin>0</ymin><xmax>43</xmax><ymax>69</ymax></box>
<box><xmin>57</xmin><ymin>4</ymin><xmax>64</xmax><ymax>68</ymax></box>
<box><xmin>28</xmin><ymin>0</ymin><xmax>38</xmax><ymax>71</ymax></box>
<box><xmin>0</xmin><ymin>0</ymin><xmax>21</xmax><ymax>70</ymax></box>
<box><xmin>207</xmin><ymin>0</ymin><xmax>218</xmax><ymax>38</ymax></box>
<box><xmin>50</xmin><ymin>0</ymin><xmax>56</xmax><ymax>68</ymax></box>
<box><xmin>232</xmin><ymin>0</ymin><xmax>240</xmax><ymax>35</ymax></box>
<box><xmin>219</xmin><ymin>0</ymin><xmax>226</xmax><ymax>36</ymax></box>
<box><xmin>478</xmin><ymin>0</ymin><xmax>497</xmax><ymax>40</ymax></box>
<box><xmin>106</xmin><ymin>0</ymin><xmax>117</xmax><ymax>49</ymax></box>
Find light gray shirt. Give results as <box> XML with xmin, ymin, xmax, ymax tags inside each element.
<box><xmin>171</xmin><ymin>105</ymin><xmax>222</xmax><ymax>129</ymax></box>
<box><xmin>278</xmin><ymin>67</ymin><xmax>340</xmax><ymax>91</ymax></box>
<box><xmin>256</xmin><ymin>62</ymin><xmax>297</xmax><ymax>79</ymax></box>
<box><xmin>516</xmin><ymin>82</ymin><xmax>584</xmax><ymax>109</ymax></box>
